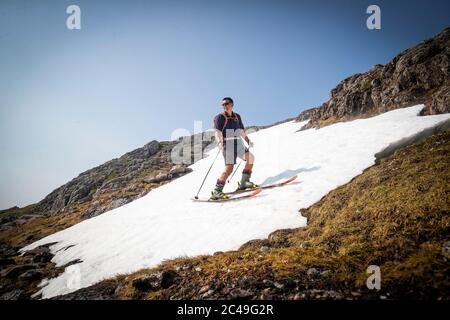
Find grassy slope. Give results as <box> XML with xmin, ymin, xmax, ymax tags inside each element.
<box><xmin>0</xmin><ymin>204</ymin><xmax>37</xmax><ymax>218</ymax></box>
<box><xmin>100</xmin><ymin>130</ymin><xmax>449</xmax><ymax>300</ymax></box>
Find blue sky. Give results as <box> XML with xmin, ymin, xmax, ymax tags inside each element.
<box><xmin>0</xmin><ymin>0</ymin><xmax>449</xmax><ymax>209</ymax></box>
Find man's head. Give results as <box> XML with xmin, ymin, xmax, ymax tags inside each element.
<box><xmin>222</xmin><ymin>97</ymin><xmax>234</xmax><ymax>114</ymax></box>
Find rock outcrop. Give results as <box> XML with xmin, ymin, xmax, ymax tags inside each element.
<box><xmin>31</xmin><ymin>131</ymin><xmax>215</xmax><ymax>218</ymax></box>
<box><xmin>297</xmin><ymin>27</ymin><xmax>450</xmax><ymax>128</ymax></box>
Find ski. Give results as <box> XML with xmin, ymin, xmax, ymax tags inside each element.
<box><xmin>224</xmin><ymin>175</ymin><xmax>298</xmax><ymax>195</ymax></box>
<box><xmin>192</xmin><ymin>188</ymin><xmax>262</xmax><ymax>203</ymax></box>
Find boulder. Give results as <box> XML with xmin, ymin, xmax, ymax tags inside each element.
<box><xmin>160</xmin><ymin>269</ymin><xmax>179</xmax><ymax>289</ymax></box>
<box><xmin>307</xmin><ymin>268</ymin><xmax>321</xmax><ymax>277</ymax></box>
<box><xmin>0</xmin><ymin>289</ymin><xmax>23</xmax><ymax>300</ymax></box>
<box><xmin>239</xmin><ymin>239</ymin><xmax>270</xmax><ymax>251</ymax></box>
<box><xmin>229</xmin><ymin>288</ymin><xmax>253</xmax><ymax>299</ymax></box>
<box><xmin>131</xmin><ymin>270</ymin><xmax>178</xmax><ymax>291</ymax></box>
<box><xmin>169</xmin><ymin>165</ymin><xmax>186</xmax><ymax>176</ymax></box>
<box><xmin>132</xmin><ymin>273</ymin><xmax>161</xmax><ymax>291</ymax></box>
<box><xmin>267</xmin><ymin>229</ymin><xmax>294</xmax><ymax>247</ymax></box>
<box><xmin>18</xmin><ymin>269</ymin><xmax>43</xmax><ymax>281</ymax></box>
<box><xmin>143</xmin><ymin>140</ymin><xmax>160</xmax><ymax>157</ymax></box>
<box><xmin>1</xmin><ymin>264</ymin><xmax>36</xmax><ymax>278</ymax></box>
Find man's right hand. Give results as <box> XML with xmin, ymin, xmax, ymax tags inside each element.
<box><xmin>218</xmin><ymin>141</ymin><xmax>224</xmax><ymax>150</ymax></box>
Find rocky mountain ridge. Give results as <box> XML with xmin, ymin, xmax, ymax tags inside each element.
<box><xmin>296</xmin><ymin>27</ymin><xmax>450</xmax><ymax>129</ymax></box>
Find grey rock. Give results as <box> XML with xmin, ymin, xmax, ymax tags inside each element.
<box><xmin>238</xmin><ymin>239</ymin><xmax>270</xmax><ymax>251</ymax></box>
<box><xmin>199</xmin><ymin>285</ymin><xmax>211</xmax><ymax>295</ymax></box>
<box><xmin>169</xmin><ymin>165</ymin><xmax>187</xmax><ymax>176</ymax></box>
<box><xmin>307</xmin><ymin>268</ymin><xmax>321</xmax><ymax>277</ymax></box>
<box><xmin>160</xmin><ymin>269</ymin><xmax>179</xmax><ymax>289</ymax></box>
<box><xmin>1</xmin><ymin>264</ymin><xmax>36</xmax><ymax>278</ymax></box>
<box><xmin>273</xmin><ymin>282</ymin><xmax>285</xmax><ymax>290</ymax></box>
<box><xmin>53</xmin><ymin>280</ymin><xmax>118</xmax><ymax>300</ymax></box>
<box><xmin>299</xmin><ymin>242</ymin><xmax>311</xmax><ymax>249</ymax></box>
<box><xmin>229</xmin><ymin>288</ymin><xmax>253</xmax><ymax>299</ymax></box>
<box><xmin>0</xmin><ymin>222</ymin><xmax>16</xmax><ymax>231</ymax></box>
<box><xmin>18</xmin><ymin>269</ymin><xmax>44</xmax><ymax>281</ymax></box>
<box><xmin>131</xmin><ymin>269</ymin><xmax>178</xmax><ymax>291</ymax></box>
<box><xmin>201</xmin><ymin>289</ymin><xmax>215</xmax><ymax>299</ymax></box>
<box><xmin>175</xmin><ymin>264</ymin><xmax>192</xmax><ymax>271</ymax></box>
<box><xmin>0</xmin><ymin>289</ymin><xmax>23</xmax><ymax>300</ymax></box>
<box><xmin>442</xmin><ymin>240</ymin><xmax>450</xmax><ymax>260</ymax></box>
<box><xmin>132</xmin><ymin>273</ymin><xmax>161</xmax><ymax>291</ymax></box>
<box><xmin>267</xmin><ymin>229</ymin><xmax>295</xmax><ymax>247</ymax></box>
<box><xmin>262</xmin><ymin>279</ymin><xmax>274</xmax><ymax>287</ymax></box>
<box><xmin>237</xmin><ymin>276</ymin><xmax>250</xmax><ymax>287</ymax></box>
<box><xmin>420</xmin><ymin>85</ymin><xmax>450</xmax><ymax>115</ymax></box>
<box><xmin>296</xmin><ymin>107</ymin><xmax>319</xmax><ymax>121</ymax></box>
<box><xmin>150</xmin><ymin>173</ymin><xmax>169</xmax><ymax>183</ymax></box>
<box><xmin>32</xmin><ymin>252</ymin><xmax>53</xmax><ymax>263</ymax></box>
<box><xmin>283</xmin><ymin>279</ymin><xmax>296</xmax><ymax>289</ymax></box>
<box><xmin>143</xmin><ymin>141</ymin><xmax>160</xmax><ymax>157</ymax></box>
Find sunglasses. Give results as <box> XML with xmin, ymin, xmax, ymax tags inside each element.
<box><xmin>222</xmin><ymin>102</ymin><xmax>231</xmax><ymax>106</ymax></box>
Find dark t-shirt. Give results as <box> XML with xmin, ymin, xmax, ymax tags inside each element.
<box><xmin>214</xmin><ymin>112</ymin><xmax>245</xmax><ymax>138</ymax></box>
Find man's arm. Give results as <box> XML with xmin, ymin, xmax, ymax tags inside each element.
<box><xmin>215</xmin><ymin>130</ymin><xmax>224</xmax><ymax>150</ymax></box>
<box><xmin>213</xmin><ymin>114</ymin><xmax>225</xmax><ymax>150</ymax></box>
<box><xmin>237</xmin><ymin>113</ymin><xmax>251</xmax><ymax>146</ymax></box>
<box><xmin>239</xmin><ymin>129</ymin><xmax>250</xmax><ymax>144</ymax></box>
<box><xmin>239</xmin><ymin>129</ymin><xmax>253</xmax><ymax>148</ymax></box>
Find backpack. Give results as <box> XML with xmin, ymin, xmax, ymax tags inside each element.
<box><xmin>214</xmin><ymin>112</ymin><xmax>242</xmax><ymax>134</ymax></box>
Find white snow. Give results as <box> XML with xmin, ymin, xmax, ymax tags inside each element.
<box><xmin>22</xmin><ymin>105</ymin><xmax>450</xmax><ymax>298</ymax></box>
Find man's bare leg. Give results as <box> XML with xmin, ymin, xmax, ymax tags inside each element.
<box><xmin>243</xmin><ymin>151</ymin><xmax>254</xmax><ymax>172</ymax></box>
<box><xmin>219</xmin><ymin>164</ymin><xmax>234</xmax><ymax>182</ymax></box>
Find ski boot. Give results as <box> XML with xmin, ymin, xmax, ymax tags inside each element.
<box><xmin>237</xmin><ymin>171</ymin><xmax>258</xmax><ymax>191</ymax></box>
<box><xmin>210</xmin><ymin>181</ymin><xmax>229</xmax><ymax>200</ymax></box>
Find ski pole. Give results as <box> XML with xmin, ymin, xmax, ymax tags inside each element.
<box><xmin>228</xmin><ymin>140</ymin><xmax>252</xmax><ymax>183</ymax></box>
<box><xmin>194</xmin><ymin>149</ymin><xmax>221</xmax><ymax>199</ymax></box>
<box><xmin>227</xmin><ymin>159</ymin><xmax>243</xmax><ymax>183</ymax></box>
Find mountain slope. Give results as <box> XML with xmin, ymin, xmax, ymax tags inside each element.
<box><xmin>72</xmin><ymin>128</ymin><xmax>447</xmax><ymax>301</ymax></box>
<box><xmin>21</xmin><ymin>105</ymin><xmax>450</xmax><ymax>299</ymax></box>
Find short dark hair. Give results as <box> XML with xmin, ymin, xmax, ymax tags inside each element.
<box><xmin>222</xmin><ymin>97</ymin><xmax>234</xmax><ymax>104</ymax></box>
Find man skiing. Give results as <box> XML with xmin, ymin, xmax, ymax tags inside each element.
<box><xmin>210</xmin><ymin>97</ymin><xmax>257</xmax><ymax>200</ymax></box>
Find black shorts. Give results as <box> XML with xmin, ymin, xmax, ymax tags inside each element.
<box><xmin>223</xmin><ymin>138</ymin><xmax>249</xmax><ymax>165</ymax></box>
